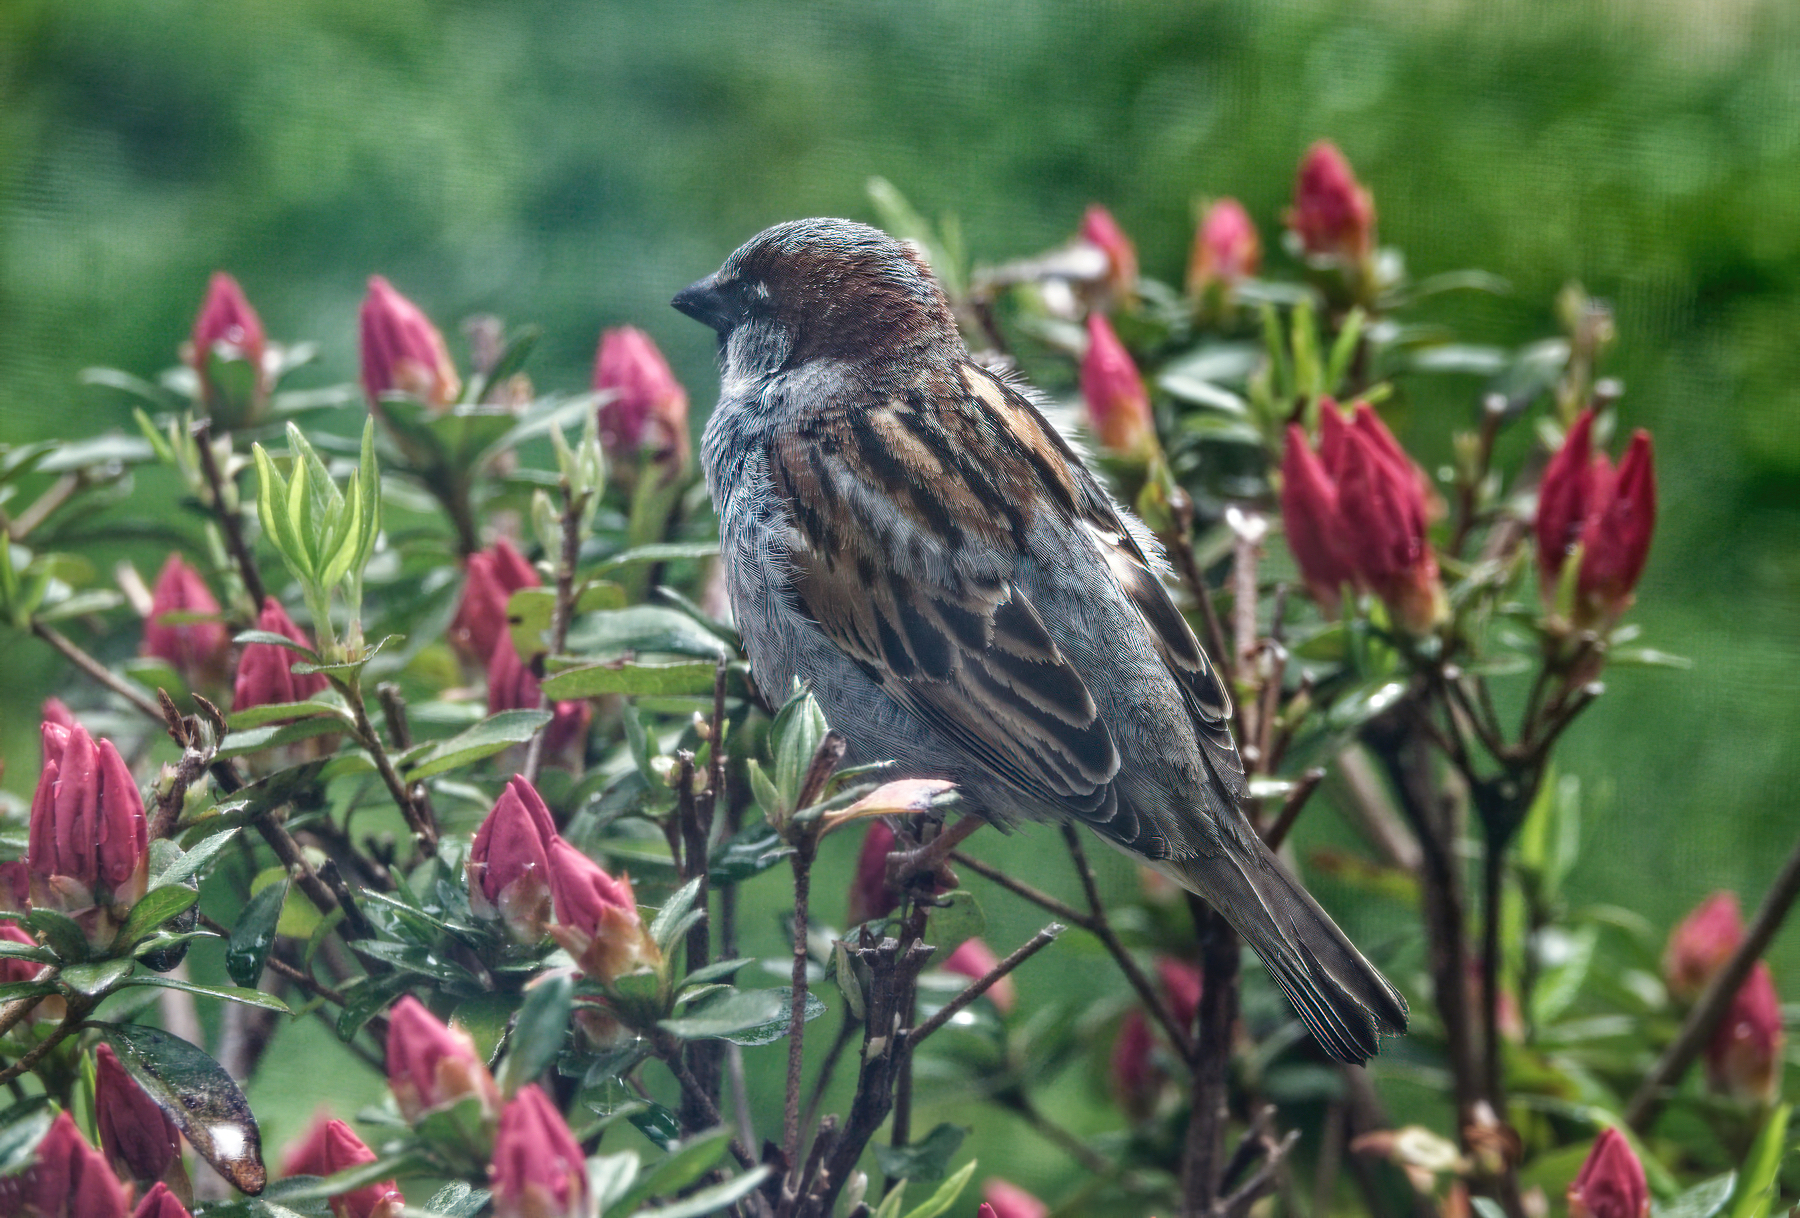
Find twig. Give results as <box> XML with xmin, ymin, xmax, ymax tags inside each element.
<box><xmin>1221</xmin><ymin>1129</ymin><xmax>1301</xmax><ymax>1218</ymax></box>
<box><xmin>248</xmin><ymin>806</ymin><xmax>374</xmax><ymax>943</ymax></box>
<box><xmin>799</xmin><ymin>1013</ymin><xmax>858</xmax><ymax>1146</ymax></box>
<box><xmin>1626</xmin><ymin>824</ymin><xmax>1800</xmax><ymax>1129</ymax></box>
<box><xmin>1261</xmin><ymin>767</ymin><xmax>1325</xmax><ymax>852</ymax></box>
<box><xmin>949</xmin><ymin>851</ymin><xmax>1089</xmax><ymax>927</ymax></box>
<box><xmin>192</xmin><ymin>420</ymin><xmax>267</xmax><ymax>608</ymax></box>
<box><xmin>31</xmin><ymin>621</ymin><xmax>163</xmax><ymax>720</ymax></box>
<box><xmin>8</xmin><ymin>472</ymin><xmax>85</xmax><ymax>541</ymax></box>
<box><xmin>1058</xmin><ymin>825</ymin><xmax>1195</xmax><ymax>1062</ymax></box>
<box><xmin>0</xmin><ymin>999</ymin><xmax>92</xmax><ymax>1087</ymax></box>
<box><xmin>655</xmin><ymin>1033</ymin><xmax>756</xmax><ymax>1167</ymax></box>
<box><xmin>908</xmin><ymin>923</ymin><xmax>1062</xmax><ymax>1045</ymax></box>
<box><xmin>783</xmin><ymin>833</ymin><xmax>818</xmax><ymax>1180</ymax></box>
<box><xmin>149</xmin><ymin>692</ymin><xmax>219</xmax><ymax>841</ymax></box>
<box><xmin>1180</xmin><ymin>894</ymin><xmax>1242</xmax><ymax>1217</ymax></box>
<box><xmin>521</xmin><ymin>480</ymin><xmax>587</xmax><ymax>785</ymax></box>
<box><xmin>341</xmin><ymin>679</ymin><xmax>437</xmax><ymax>855</ymax></box>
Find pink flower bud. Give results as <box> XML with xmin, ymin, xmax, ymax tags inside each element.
<box><xmin>1565</xmin><ymin>1128</ymin><xmax>1648</xmax><ymax>1218</ymax></box>
<box><xmin>469</xmin><ymin>776</ymin><xmax>558</xmax><ymax>944</ymax></box>
<box><xmin>1110</xmin><ymin>1009</ymin><xmax>1158</xmax><ymax>1120</ymax></box>
<box><xmin>141</xmin><ymin>554</ymin><xmax>229</xmax><ymax>689</ymax></box>
<box><xmin>450</xmin><ymin>539</ymin><xmax>540</xmax><ymax>665</ymax></box>
<box><xmin>943</xmin><ymin>938</ymin><xmax>1014</xmax><ymax>1014</ymax></box>
<box><xmin>593</xmin><ymin>326</ymin><xmax>691</xmax><ymax>474</ymax></box>
<box><xmin>1577</xmin><ymin>430</ymin><xmax>1655</xmax><ymax>622</ymax></box>
<box><xmin>29</xmin><ymin>721</ymin><xmax>150</xmax><ymax>927</ymax></box>
<box><xmin>1535</xmin><ymin>409</ymin><xmax>1598</xmax><ymax>585</ymax></box>
<box><xmin>1081</xmin><ymin>313</ymin><xmax>1157</xmax><ymax>461</ymax></box>
<box><xmin>979</xmin><ymin>1207</ymin><xmax>1000</xmax><ymax>1218</ymax></box>
<box><xmin>386</xmin><ymin>996</ymin><xmax>503</xmax><ymax>1122</ymax></box>
<box><xmin>1187</xmin><ymin>199</ymin><xmax>1261</xmax><ymax>295</ymax></box>
<box><xmin>846</xmin><ymin>821</ymin><xmax>900</xmax><ymax>927</ymax></box>
<box><xmin>189</xmin><ymin>272</ymin><xmax>269</xmax><ymax>425</ymax></box>
<box><xmin>1288</xmin><ymin>140</ymin><xmax>1376</xmax><ymax>262</ymax></box>
<box><xmin>1663</xmin><ymin>892</ymin><xmax>1744</xmax><ymax>1004</ymax></box>
<box><xmin>360</xmin><ymin>276</ymin><xmax>461</xmax><ymax>412</ymax></box>
<box><xmin>41</xmin><ymin>698</ymin><xmax>75</xmax><ymax>732</ymax></box>
<box><xmin>546</xmin><ymin>840</ymin><xmax>659</xmax><ymax>985</ymax></box>
<box><xmin>1705</xmin><ymin>961</ymin><xmax>1784</xmax><ymax>1105</ymax></box>
<box><xmin>133</xmin><ymin>1183</ymin><xmax>194</xmax><ymax>1218</ymax></box>
<box><xmin>0</xmin><ymin>1110</ymin><xmax>130</xmax><ymax>1218</ymax></box>
<box><xmin>1281</xmin><ymin>424</ymin><xmax>1356</xmax><ymax>613</ymax></box>
<box><xmin>981</xmin><ymin>1179</ymin><xmax>1048</xmax><ymax>1218</ymax></box>
<box><xmin>485</xmin><ymin>635</ymin><xmax>591</xmax><ymax>760</ymax></box>
<box><xmin>490</xmin><ymin>1085</ymin><xmax>590</xmax><ymax>1218</ymax></box>
<box><xmin>95</xmin><ymin>1043</ymin><xmax>181</xmax><ymax>1188</ymax></box>
<box><xmin>233</xmin><ymin>598</ymin><xmax>330</xmax><ymax>714</ymax></box>
<box><xmin>281</xmin><ymin>1117</ymin><xmax>404</xmax><ymax>1218</ymax></box>
<box><xmin>1157</xmin><ymin>958</ymin><xmax>1202</xmax><ymax>1030</ymax></box>
<box><xmin>1081</xmin><ymin>205</ymin><xmax>1138</xmax><ymax>297</ymax></box>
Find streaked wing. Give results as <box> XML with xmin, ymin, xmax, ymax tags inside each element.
<box><xmin>765</xmin><ymin>370</ymin><xmax>1120</xmax><ymax>813</ymax></box>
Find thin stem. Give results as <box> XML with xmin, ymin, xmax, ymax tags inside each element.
<box><xmin>31</xmin><ymin>622</ymin><xmax>163</xmax><ymax>720</ymax></box>
<box><xmin>192</xmin><ymin>421</ymin><xmax>267</xmax><ymax>608</ymax></box>
<box><xmin>949</xmin><ymin>851</ymin><xmax>1089</xmax><ymax>927</ymax></box>
<box><xmin>1180</xmin><ymin>893</ymin><xmax>1242</xmax><ymax>1217</ymax></box>
<box><xmin>1261</xmin><ymin>766</ymin><xmax>1325</xmax><ymax>852</ymax></box>
<box><xmin>8</xmin><ymin>472</ymin><xmax>85</xmax><ymax>541</ymax></box>
<box><xmin>783</xmin><ymin>834</ymin><xmax>817</xmax><ymax>1180</ymax></box>
<box><xmin>655</xmin><ymin>1033</ymin><xmax>755</xmax><ymax>1168</ymax></box>
<box><xmin>342</xmin><ymin>678</ymin><xmax>437</xmax><ymax>855</ymax></box>
<box><xmin>1626</xmin><ymin>823</ymin><xmax>1800</xmax><ymax>1129</ymax></box>
<box><xmin>521</xmin><ymin>480</ymin><xmax>586</xmax><ymax>785</ymax></box>
<box><xmin>0</xmin><ymin>999</ymin><xmax>92</xmax><ymax>1088</ymax></box>
<box><xmin>799</xmin><ymin>1013</ymin><xmax>858</xmax><ymax>1144</ymax></box>
<box><xmin>907</xmin><ymin>923</ymin><xmax>1062</xmax><ymax>1045</ymax></box>
<box><xmin>1481</xmin><ymin>829</ymin><xmax>1505</xmax><ymax>1110</ymax></box>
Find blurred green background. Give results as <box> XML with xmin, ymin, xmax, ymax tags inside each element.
<box><xmin>3</xmin><ymin>0</ymin><xmax>1799</xmax><ymax>1196</ymax></box>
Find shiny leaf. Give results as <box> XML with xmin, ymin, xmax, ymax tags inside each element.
<box><xmin>405</xmin><ymin>710</ymin><xmax>553</xmax><ymax>780</ymax></box>
<box><xmin>227</xmin><ymin>879</ymin><xmax>289</xmax><ymax>988</ymax></box>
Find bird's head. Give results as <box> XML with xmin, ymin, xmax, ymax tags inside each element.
<box><xmin>672</xmin><ymin>218</ymin><xmax>960</xmax><ymax>380</ymax></box>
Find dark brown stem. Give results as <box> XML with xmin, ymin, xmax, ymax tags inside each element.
<box><xmin>1057</xmin><ymin>825</ymin><xmax>1195</xmax><ymax>1062</ymax></box>
<box><xmin>1261</xmin><ymin>767</ymin><xmax>1325</xmax><ymax>852</ymax></box>
<box><xmin>950</xmin><ymin>851</ymin><xmax>1089</xmax><ymax>927</ymax></box>
<box><xmin>799</xmin><ymin>1013</ymin><xmax>858</xmax><ymax>1142</ymax></box>
<box><xmin>0</xmin><ymin>998</ymin><xmax>93</xmax><ymax>1087</ymax></box>
<box><xmin>148</xmin><ymin>693</ymin><xmax>218</xmax><ymax>841</ymax></box>
<box><xmin>1481</xmin><ymin>826</ymin><xmax>1505</xmax><ymax>1109</ymax></box>
<box><xmin>655</xmin><ymin>1032</ymin><xmax>755</xmax><ymax>1167</ymax></box>
<box><xmin>1180</xmin><ymin>893</ymin><xmax>1242</xmax><ymax>1217</ymax></box>
<box><xmin>908</xmin><ymin>923</ymin><xmax>1062</xmax><ymax>1045</ymax></box>
<box><xmin>192</xmin><ymin>421</ymin><xmax>267</xmax><ymax>608</ymax></box>
<box><xmin>1626</xmin><ymin>824</ymin><xmax>1800</xmax><ymax>1129</ymax></box>
<box><xmin>1013</xmin><ymin>1092</ymin><xmax>1121</xmax><ymax>1179</ymax></box>
<box><xmin>31</xmin><ymin>621</ymin><xmax>163</xmax><ymax>720</ymax></box>
<box><xmin>783</xmin><ymin>832</ymin><xmax>817</xmax><ymax>1181</ymax></box>
<box><xmin>249</xmin><ymin>807</ymin><xmax>375</xmax><ymax>942</ymax></box>
<box><xmin>676</xmin><ymin>752</ymin><xmax>720</xmax><ymax>1137</ymax></box>
<box><xmin>342</xmin><ymin>679</ymin><xmax>437</xmax><ymax>855</ymax></box>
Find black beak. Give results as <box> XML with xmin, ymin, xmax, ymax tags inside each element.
<box><xmin>671</xmin><ymin>275</ymin><xmax>733</xmax><ymax>334</ymax></box>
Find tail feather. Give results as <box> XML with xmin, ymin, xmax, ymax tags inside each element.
<box><xmin>1159</xmin><ymin>832</ymin><xmax>1408</xmax><ymax>1064</ymax></box>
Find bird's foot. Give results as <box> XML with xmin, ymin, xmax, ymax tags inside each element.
<box><xmin>884</xmin><ymin>815</ymin><xmax>983</xmax><ymax>897</ymax></box>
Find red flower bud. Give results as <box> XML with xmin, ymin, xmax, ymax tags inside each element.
<box><xmin>1535</xmin><ymin>409</ymin><xmax>1597</xmax><ymax>584</ymax></box>
<box><xmin>95</xmin><ymin>1043</ymin><xmax>182</xmax><ymax>1188</ymax></box>
<box><xmin>846</xmin><ymin>821</ymin><xmax>900</xmax><ymax>927</ymax></box>
<box><xmin>386</xmin><ymin>996</ymin><xmax>502</xmax><ymax>1122</ymax></box>
<box><xmin>360</xmin><ymin>276</ymin><xmax>461</xmax><ymax>412</ymax></box>
<box><xmin>943</xmin><ymin>938</ymin><xmax>1014</xmax><ymax>1014</ymax></box>
<box><xmin>0</xmin><ymin>1110</ymin><xmax>130</xmax><ymax>1218</ymax></box>
<box><xmin>41</xmin><ymin>698</ymin><xmax>75</xmax><ymax>732</ymax></box>
<box><xmin>979</xmin><ymin>1207</ymin><xmax>999</xmax><ymax>1218</ymax></box>
<box><xmin>1157</xmin><ymin>958</ymin><xmax>1202</xmax><ymax>1031</ymax></box>
<box><xmin>1288</xmin><ymin>140</ymin><xmax>1376</xmax><ymax>262</ymax></box>
<box><xmin>1081</xmin><ymin>313</ymin><xmax>1157</xmax><ymax>461</ymax></box>
<box><xmin>233</xmin><ymin>598</ymin><xmax>330</xmax><ymax>714</ymax></box>
<box><xmin>1565</xmin><ymin>1128</ymin><xmax>1648</xmax><ymax>1218</ymax></box>
<box><xmin>189</xmin><ymin>272</ymin><xmax>269</xmax><ymax>425</ymax></box>
<box><xmin>1081</xmin><ymin>205</ymin><xmax>1138</xmax><ymax>297</ymax></box>
<box><xmin>1109</xmin><ymin>1009</ymin><xmax>1159</xmax><ymax>1120</ymax></box>
<box><xmin>281</xmin><ymin>1117</ymin><xmax>404</xmax><ymax>1218</ymax></box>
<box><xmin>490</xmin><ymin>1085</ymin><xmax>590</xmax><ymax>1218</ymax></box>
<box><xmin>1281</xmin><ymin>424</ymin><xmax>1356</xmax><ymax>612</ymax></box>
<box><xmin>593</xmin><ymin>326</ymin><xmax>691</xmax><ymax>474</ymax></box>
<box><xmin>1705</xmin><ymin>961</ymin><xmax>1784</xmax><ymax>1105</ymax></box>
<box><xmin>981</xmin><ymin>1179</ymin><xmax>1048</xmax><ymax>1218</ymax></box>
<box><xmin>450</xmin><ymin>539</ymin><xmax>540</xmax><ymax>665</ymax></box>
<box><xmin>133</xmin><ymin>1183</ymin><xmax>194</xmax><ymax>1218</ymax></box>
<box><xmin>485</xmin><ymin>635</ymin><xmax>591</xmax><ymax>761</ymax></box>
<box><xmin>1577</xmin><ymin>430</ymin><xmax>1655</xmax><ymax>621</ymax></box>
<box><xmin>1663</xmin><ymin>892</ymin><xmax>1744</xmax><ymax>1004</ymax></box>
<box><xmin>546</xmin><ymin>840</ymin><xmax>659</xmax><ymax>985</ymax></box>
<box><xmin>142</xmin><ymin>554</ymin><xmax>229</xmax><ymax>689</ymax></box>
<box><xmin>1187</xmin><ymin>199</ymin><xmax>1261</xmax><ymax>295</ymax></box>
<box><xmin>29</xmin><ymin>721</ymin><xmax>150</xmax><ymax>930</ymax></box>
<box><xmin>469</xmin><ymin>776</ymin><xmax>558</xmax><ymax>944</ymax></box>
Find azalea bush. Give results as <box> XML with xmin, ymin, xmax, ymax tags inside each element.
<box><xmin>0</xmin><ymin>142</ymin><xmax>1792</xmax><ymax>1218</ymax></box>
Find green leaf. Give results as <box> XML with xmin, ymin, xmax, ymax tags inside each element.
<box><xmin>227</xmin><ymin>700</ymin><xmax>345</xmax><ymax>731</ymax></box>
<box><xmin>405</xmin><ymin>709</ymin><xmax>553</xmax><ymax>780</ymax></box>
<box><xmin>0</xmin><ymin>1097</ymin><xmax>54</xmax><ymax>1176</ymax></box>
<box><xmin>422</xmin><ymin>1182</ymin><xmax>491</xmax><ymax>1218</ymax></box>
<box><xmin>874</xmin><ymin>1181</ymin><xmax>908</xmax><ymax>1218</ymax></box>
<box><xmin>541</xmin><ymin>660</ymin><xmax>720</xmax><ymax>699</ymax></box>
<box><xmin>227</xmin><ymin>879</ymin><xmax>290</xmax><ymax>988</ymax></box>
<box><xmin>1471</xmin><ymin>1200</ymin><xmax>1508</xmax><ymax>1218</ymax></box>
<box><xmin>26</xmin><ymin>908</ymin><xmax>90</xmax><ymax>963</ymax></box>
<box><xmin>898</xmin><ymin>1157</ymin><xmax>977</xmax><ymax>1218</ymax></box>
<box><xmin>648</xmin><ymin>877</ymin><xmax>704</xmax><ymax>952</ymax></box>
<box><xmin>1531</xmin><ymin>924</ymin><xmax>1598</xmax><ymax>1026</ymax></box>
<box><xmin>231</xmin><ymin>629</ymin><xmax>319</xmax><ymax>658</ymax></box>
<box><xmin>611</xmin><ymin>1128</ymin><xmax>731</xmax><ymax>1214</ymax></box>
<box><xmin>59</xmin><ymin>957</ymin><xmax>135</xmax><ymax>998</ymax></box>
<box><xmin>682</xmin><ymin>958</ymin><xmax>754</xmax><ymax>988</ymax></box>
<box><xmin>661</xmin><ymin>986</ymin><xmax>826</xmax><ymax>1046</ymax></box>
<box><xmin>874</xmin><ymin>1122</ymin><xmax>967</xmax><ymax>1183</ymax></box>
<box><xmin>122</xmin><ymin>974</ymin><xmax>292</xmax><ymax>1013</ymax></box>
<box><xmin>94</xmin><ymin>1020</ymin><xmax>267</xmax><ymax>1193</ymax></box>
<box><xmin>336</xmin><ymin>973</ymin><xmax>412</xmax><ymax>1041</ymax></box>
<box><xmin>562</xmin><ymin>605</ymin><xmax>731</xmax><ymax>660</ymax></box>
<box><xmin>708</xmin><ymin>826</ymin><xmax>790</xmax><ymax>884</ymax></box>
<box><xmin>0</xmin><ymin>979</ymin><xmax>59</xmax><ymax>1003</ymax></box>
<box><xmin>628</xmin><ymin>1102</ymin><xmax>683</xmax><ymax>1151</ymax></box>
<box><xmin>588</xmin><ymin>1151</ymin><xmax>641</xmax><ymax>1209</ymax></box>
<box><xmin>497</xmin><ymin>972</ymin><xmax>573</xmax><ymax>1095</ymax></box>
<box><xmin>1655</xmin><ymin>1173</ymin><xmax>1736</xmax><ymax>1218</ymax></box>
<box><xmin>926</xmin><ymin>890</ymin><xmax>984</xmax><ymax>951</ymax></box>
<box><xmin>634</xmin><ymin>1166</ymin><xmax>772</xmax><ymax>1218</ymax></box>
<box><xmin>151</xmin><ymin>827</ymin><xmax>242</xmax><ymax>890</ymax></box>
<box><xmin>118</xmin><ymin>885</ymin><xmax>199</xmax><ymax>949</ymax></box>
<box><xmin>1726</xmin><ymin>1103</ymin><xmax>1790</xmax><ymax>1218</ymax></box>
<box><xmin>594</xmin><ymin>542</ymin><xmax>720</xmax><ymax>573</ymax></box>
<box><xmin>218</xmin><ymin>716</ymin><xmax>346</xmax><ymax>759</ymax></box>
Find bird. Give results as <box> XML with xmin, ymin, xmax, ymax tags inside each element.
<box><xmin>674</xmin><ymin>217</ymin><xmax>1407</xmax><ymax>1063</ymax></box>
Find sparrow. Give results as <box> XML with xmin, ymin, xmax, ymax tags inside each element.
<box><xmin>675</xmin><ymin>218</ymin><xmax>1407</xmax><ymax>1063</ymax></box>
